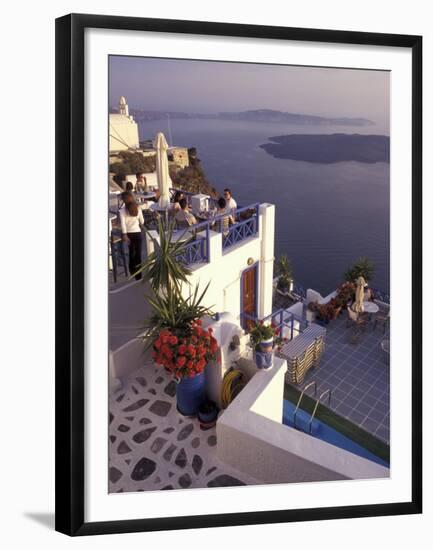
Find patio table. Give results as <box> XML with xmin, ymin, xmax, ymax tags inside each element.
<box><xmin>363</xmin><ymin>302</ymin><xmax>379</xmax><ymax>314</ymax></box>
<box><xmin>136</xmin><ymin>191</ymin><xmax>156</xmax><ymax>201</ymax></box>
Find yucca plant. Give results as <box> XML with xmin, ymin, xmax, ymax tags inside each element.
<box><xmin>135</xmin><ymin>217</ymin><xmax>192</xmax><ymax>295</ymax></box>
<box><xmin>276</xmin><ymin>254</ymin><xmax>294</xmax><ymax>290</ymax></box>
<box><xmin>143</xmin><ymin>282</ymin><xmax>214</xmax><ymax>348</ymax></box>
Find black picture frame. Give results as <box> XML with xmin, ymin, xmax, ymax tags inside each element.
<box><xmin>55</xmin><ymin>13</ymin><xmax>422</xmax><ymax>536</ymax></box>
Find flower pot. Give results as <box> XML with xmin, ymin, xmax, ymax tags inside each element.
<box><xmin>176</xmin><ymin>371</ymin><xmax>206</xmax><ymax>416</ymax></box>
<box><xmin>254</xmin><ymin>349</ymin><xmax>274</xmax><ymax>370</ymax></box>
<box><xmin>197</xmin><ymin>400</ymin><xmax>218</xmax><ymax>429</ymax></box>
<box><xmin>258</xmin><ymin>337</ymin><xmax>274</xmax><ymax>353</ymax></box>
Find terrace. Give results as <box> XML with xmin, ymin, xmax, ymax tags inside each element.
<box><xmin>109</xmin><ymin>188</ymin><xmax>261</xmax><ymax>289</ymax></box>
<box><xmin>293</xmin><ymin>303</ymin><xmax>390</xmax><ymax>444</ymax></box>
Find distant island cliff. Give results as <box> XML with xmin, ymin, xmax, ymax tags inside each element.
<box><xmin>260</xmin><ymin>134</ymin><xmax>390</xmax><ymax>164</ymax></box>
<box><xmin>123</xmin><ymin>108</ymin><xmax>374</xmax><ymax>127</ymax></box>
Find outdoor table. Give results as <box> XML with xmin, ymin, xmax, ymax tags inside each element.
<box><xmin>136</xmin><ymin>191</ymin><xmax>156</xmax><ymax>201</ymax></box>
<box><xmin>363</xmin><ymin>301</ymin><xmax>379</xmax><ymax>314</ymax></box>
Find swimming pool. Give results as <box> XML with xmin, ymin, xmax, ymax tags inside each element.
<box><xmin>283</xmin><ymin>400</ymin><xmax>389</xmax><ymax>468</ymax></box>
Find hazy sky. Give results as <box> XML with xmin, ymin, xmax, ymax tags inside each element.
<box><xmin>109</xmin><ymin>56</ymin><xmax>390</xmax><ymax>128</ymax></box>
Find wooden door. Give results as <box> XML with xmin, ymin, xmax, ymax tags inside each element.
<box><xmin>242</xmin><ymin>266</ymin><xmax>257</xmax><ymax>330</ymax></box>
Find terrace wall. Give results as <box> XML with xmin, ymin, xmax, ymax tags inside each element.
<box><xmin>216</xmin><ymin>356</ymin><xmax>390</xmax><ymax>483</ymax></box>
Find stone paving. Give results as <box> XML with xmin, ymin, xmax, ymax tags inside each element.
<box><xmin>109</xmin><ymin>361</ymin><xmax>259</xmax><ymax>493</ymax></box>
<box><xmin>296</xmin><ymin>308</ymin><xmax>390</xmax><ymax>443</ymax></box>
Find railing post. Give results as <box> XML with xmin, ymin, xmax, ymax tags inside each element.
<box><xmin>206</xmin><ymin>223</ymin><xmax>210</xmax><ymax>262</ymax></box>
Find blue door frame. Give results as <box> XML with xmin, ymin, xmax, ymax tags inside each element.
<box><xmin>240</xmin><ymin>263</ymin><xmax>258</xmax><ymax>330</ymax></box>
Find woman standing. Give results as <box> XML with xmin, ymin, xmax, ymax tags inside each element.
<box><xmin>119</xmin><ymin>199</ymin><xmax>144</xmax><ymax>280</ymax></box>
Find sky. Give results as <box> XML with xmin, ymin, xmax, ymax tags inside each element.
<box><xmin>109</xmin><ymin>56</ymin><xmax>390</xmax><ymax>129</ymax></box>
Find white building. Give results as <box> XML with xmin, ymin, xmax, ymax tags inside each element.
<box><xmin>109</xmin><ymin>96</ymin><xmax>139</xmax><ymax>152</ymax></box>
<box><xmin>145</xmin><ymin>202</ymin><xmax>275</xmax><ymax>325</ymax></box>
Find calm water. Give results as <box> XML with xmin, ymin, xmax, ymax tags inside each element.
<box><xmin>138</xmin><ymin>119</ymin><xmax>390</xmax><ymax>295</ymax></box>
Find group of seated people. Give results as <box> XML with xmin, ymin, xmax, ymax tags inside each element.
<box><xmin>172</xmin><ymin>188</ymin><xmax>238</xmax><ymax>233</ymax></box>
<box><xmin>113</xmin><ymin>186</ymin><xmax>239</xmax><ymax>278</ymax></box>
<box><xmin>116</xmin><ymin>183</ymin><xmax>239</xmax><ymax>235</ymax></box>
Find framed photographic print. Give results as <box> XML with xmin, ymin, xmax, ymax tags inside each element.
<box><xmin>55</xmin><ymin>13</ymin><xmax>422</xmax><ymax>536</ymax></box>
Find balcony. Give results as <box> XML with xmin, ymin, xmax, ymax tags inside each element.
<box><xmin>173</xmin><ymin>203</ymin><xmax>261</xmax><ymax>267</ymax></box>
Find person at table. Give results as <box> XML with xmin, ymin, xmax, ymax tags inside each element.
<box><xmin>119</xmin><ymin>199</ymin><xmax>144</xmax><ymax>280</ymax></box>
<box><xmin>214</xmin><ymin>197</ymin><xmax>234</xmax><ymax>235</ymax></box>
<box><xmin>175</xmin><ymin>198</ymin><xmax>197</xmax><ymax>227</ymax></box>
<box><xmin>223</xmin><ymin>188</ymin><xmax>237</xmax><ymax>212</ymax></box>
<box><xmin>171</xmin><ymin>191</ymin><xmax>184</xmax><ymax>212</ymax></box>
<box><xmin>125</xmin><ymin>181</ymin><xmax>134</xmax><ymax>192</ymax></box>
<box><xmin>135</xmin><ymin>172</ymin><xmax>147</xmax><ymax>193</ymax></box>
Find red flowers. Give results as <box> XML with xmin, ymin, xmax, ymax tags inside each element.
<box><xmin>152</xmin><ymin>322</ymin><xmax>219</xmax><ymax>378</ymax></box>
<box><xmin>176</xmin><ymin>356</ymin><xmax>186</xmax><ymax>367</ymax></box>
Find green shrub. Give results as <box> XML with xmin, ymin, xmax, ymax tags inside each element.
<box><xmin>344</xmin><ymin>257</ymin><xmax>375</xmax><ymax>283</ymax></box>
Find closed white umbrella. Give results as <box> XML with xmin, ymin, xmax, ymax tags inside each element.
<box><xmin>154</xmin><ymin>132</ymin><xmax>170</xmax><ymax>209</ymax></box>
<box><xmin>353</xmin><ymin>276</ymin><xmax>366</xmax><ymax>313</ymax></box>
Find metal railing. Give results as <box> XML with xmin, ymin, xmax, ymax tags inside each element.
<box><xmin>293</xmin><ymin>381</ymin><xmax>317</xmax><ymax>429</ymax></box>
<box><xmin>175</xmin><ymin>225</ymin><xmax>210</xmax><ymax>265</ymax></box>
<box><xmin>308</xmin><ymin>388</ymin><xmax>332</xmax><ymax>434</ymax></box>
<box><xmin>170</xmin><ymin>202</ymin><xmax>260</xmax><ymax>266</ymax></box>
<box><xmin>370</xmin><ymin>288</ymin><xmax>390</xmax><ymax>305</ymax></box>
<box><xmin>222</xmin><ymin>204</ymin><xmax>260</xmax><ymax>251</ymax></box>
<box><xmin>242</xmin><ymin>307</ymin><xmax>308</xmax><ymax>341</ymax></box>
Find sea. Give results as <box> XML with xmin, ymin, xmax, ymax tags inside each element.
<box><xmin>137</xmin><ymin>118</ymin><xmax>390</xmax><ymax>296</ymax></box>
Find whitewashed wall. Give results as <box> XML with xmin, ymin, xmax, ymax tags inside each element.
<box><xmin>217</xmin><ymin>356</ymin><xmax>390</xmax><ymax>483</ymax></box>
<box><xmin>145</xmin><ymin>203</ymin><xmax>275</xmax><ymax>322</ymax></box>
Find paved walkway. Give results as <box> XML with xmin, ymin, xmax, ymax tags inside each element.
<box><xmin>109</xmin><ymin>361</ymin><xmax>259</xmax><ymax>493</ymax></box>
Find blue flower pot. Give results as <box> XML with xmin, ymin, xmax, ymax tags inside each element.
<box><xmin>197</xmin><ymin>400</ymin><xmax>218</xmax><ymax>427</ymax></box>
<box><xmin>254</xmin><ymin>350</ymin><xmax>274</xmax><ymax>370</ymax></box>
<box><xmin>258</xmin><ymin>337</ymin><xmax>274</xmax><ymax>353</ymax></box>
<box><xmin>176</xmin><ymin>371</ymin><xmax>206</xmax><ymax>416</ymax></box>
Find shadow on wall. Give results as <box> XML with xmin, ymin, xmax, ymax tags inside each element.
<box><xmin>23</xmin><ymin>512</ymin><xmax>55</xmax><ymax>530</ymax></box>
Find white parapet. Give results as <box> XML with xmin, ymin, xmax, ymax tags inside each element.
<box><xmin>217</xmin><ymin>355</ymin><xmax>389</xmax><ymax>484</ymax></box>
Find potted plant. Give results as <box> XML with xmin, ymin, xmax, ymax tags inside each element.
<box><xmin>329</xmin><ymin>297</ymin><xmax>344</xmax><ymax>319</ymax></box>
<box><xmin>248</xmin><ymin>321</ymin><xmax>283</xmax><ymax>369</ymax></box>
<box><xmin>152</xmin><ymin>317</ymin><xmax>219</xmax><ymax>416</ymax></box>
<box><xmin>344</xmin><ymin>257</ymin><xmax>375</xmax><ymax>285</ymax></box>
<box><xmin>309</xmin><ymin>302</ymin><xmax>335</xmax><ymax>325</ymax></box>
<box><xmin>335</xmin><ymin>281</ymin><xmax>356</xmax><ymax>309</ymax></box>
<box><xmin>145</xmin><ymin>283</ymin><xmax>218</xmax><ymax>416</ymax></box>
<box><xmin>275</xmin><ymin>254</ymin><xmax>294</xmax><ymax>293</ymax></box>
<box><xmin>139</xmin><ymin>223</ymin><xmax>219</xmax><ymax>417</ymax></box>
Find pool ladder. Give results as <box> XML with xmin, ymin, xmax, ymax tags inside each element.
<box><xmin>293</xmin><ymin>381</ymin><xmax>332</xmax><ymax>434</ymax></box>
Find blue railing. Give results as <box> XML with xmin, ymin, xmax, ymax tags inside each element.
<box><xmin>292</xmin><ymin>284</ymin><xmax>307</xmax><ymax>301</ymax></box>
<box><xmin>242</xmin><ymin>308</ymin><xmax>308</xmax><ymax>341</ymax></box>
<box><xmin>169</xmin><ymin>202</ymin><xmax>260</xmax><ymax>266</ymax></box>
<box><xmin>222</xmin><ymin>204</ymin><xmax>260</xmax><ymax>251</ymax></box>
<box><xmin>177</xmin><ymin>236</ymin><xmax>208</xmax><ymax>265</ymax></box>
<box><xmin>371</xmin><ymin>288</ymin><xmax>390</xmax><ymax>304</ymax></box>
